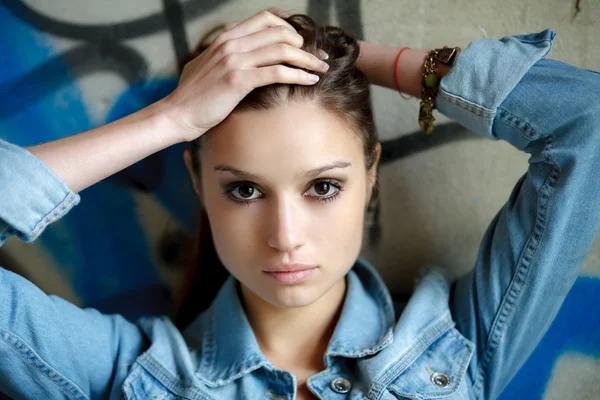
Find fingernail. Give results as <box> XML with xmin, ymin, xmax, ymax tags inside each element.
<box><xmin>318</xmin><ymin>50</ymin><xmax>329</xmax><ymax>60</ymax></box>
<box><xmin>308</xmin><ymin>74</ymin><xmax>320</xmax><ymax>83</ymax></box>
<box><xmin>321</xmin><ymin>61</ymin><xmax>330</xmax><ymax>71</ymax></box>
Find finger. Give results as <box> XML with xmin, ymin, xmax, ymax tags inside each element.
<box><xmin>240</xmin><ymin>43</ymin><xmax>330</xmax><ymax>73</ymax></box>
<box><xmin>216</xmin><ymin>10</ymin><xmax>295</xmax><ymax>44</ymax></box>
<box><xmin>222</xmin><ymin>6</ymin><xmax>290</xmax><ymax>32</ymax></box>
<box><xmin>223</xmin><ymin>20</ymin><xmax>241</xmax><ymax>31</ymax></box>
<box><xmin>240</xmin><ymin>65</ymin><xmax>320</xmax><ymax>89</ymax></box>
<box><xmin>266</xmin><ymin>7</ymin><xmax>291</xmax><ymax>19</ymax></box>
<box><xmin>220</xmin><ymin>25</ymin><xmax>303</xmax><ymax>55</ymax></box>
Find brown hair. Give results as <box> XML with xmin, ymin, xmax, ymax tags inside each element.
<box><xmin>173</xmin><ymin>14</ymin><xmax>380</xmax><ymax>330</ymax></box>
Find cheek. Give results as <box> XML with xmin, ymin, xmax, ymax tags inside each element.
<box><xmin>314</xmin><ymin>186</ymin><xmax>366</xmax><ymax>258</ymax></box>
<box><xmin>203</xmin><ymin>191</ymin><xmax>260</xmax><ymax>272</ymax></box>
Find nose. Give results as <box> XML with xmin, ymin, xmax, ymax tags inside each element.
<box><xmin>266</xmin><ymin>195</ymin><xmax>305</xmax><ymax>252</ymax></box>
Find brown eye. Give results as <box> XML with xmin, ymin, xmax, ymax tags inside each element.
<box><xmin>308</xmin><ymin>180</ymin><xmax>340</xmax><ymax>198</ymax></box>
<box><xmin>229</xmin><ymin>183</ymin><xmax>262</xmax><ymax>201</ymax></box>
<box><xmin>238</xmin><ymin>184</ymin><xmax>254</xmax><ymax>198</ymax></box>
<box><xmin>314</xmin><ymin>182</ymin><xmax>331</xmax><ymax>196</ymax></box>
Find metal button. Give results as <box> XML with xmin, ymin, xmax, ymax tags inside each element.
<box><xmin>330</xmin><ymin>377</ymin><xmax>352</xmax><ymax>393</ymax></box>
<box><xmin>431</xmin><ymin>372</ymin><xmax>451</xmax><ymax>388</ymax></box>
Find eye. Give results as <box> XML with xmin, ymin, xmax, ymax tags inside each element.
<box><xmin>307</xmin><ymin>179</ymin><xmax>343</xmax><ymax>201</ymax></box>
<box><xmin>229</xmin><ymin>183</ymin><xmax>263</xmax><ymax>201</ymax></box>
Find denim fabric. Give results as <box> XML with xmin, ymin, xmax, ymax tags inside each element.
<box><xmin>1</xmin><ymin>29</ymin><xmax>599</xmax><ymax>399</ymax></box>
<box><xmin>0</xmin><ymin>140</ymin><xmax>80</xmax><ymax>246</ymax></box>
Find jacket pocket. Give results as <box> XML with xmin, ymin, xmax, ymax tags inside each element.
<box><xmin>386</xmin><ymin>328</ymin><xmax>474</xmax><ymax>400</ymax></box>
<box><xmin>122</xmin><ymin>363</ymin><xmax>215</xmax><ymax>400</ymax></box>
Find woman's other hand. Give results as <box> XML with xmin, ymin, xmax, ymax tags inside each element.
<box><xmin>163</xmin><ymin>9</ymin><xmax>330</xmax><ymax>143</ymax></box>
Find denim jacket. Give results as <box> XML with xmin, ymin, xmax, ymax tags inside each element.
<box><xmin>2</xmin><ymin>29</ymin><xmax>600</xmax><ymax>400</ymax></box>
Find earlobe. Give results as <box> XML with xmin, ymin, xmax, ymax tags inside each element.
<box><xmin>183</xmin><ymin>149</ymin><xmax>204</xmax><ymax>202</ymax></box>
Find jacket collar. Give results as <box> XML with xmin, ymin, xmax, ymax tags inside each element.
<box><xmin>184</xmin><ymin>258</ymin><xmax>396</xmax><ymax>386</ymax></box>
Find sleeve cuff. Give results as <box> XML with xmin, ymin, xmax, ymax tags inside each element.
<box><xmin>436</xmin><ymin>29</ymin><xmax>556</xmax><ymax>138</ymax></box>
<box><xmin>0</xmin><ymin>140</ymin><xmax>80</xmax><ymax>243</ymax></box>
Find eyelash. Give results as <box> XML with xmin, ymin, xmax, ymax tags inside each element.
<box><xmin>223</xmin><ymin>179</ymin><xmax>344</xmax><ymax>206</ymax></box>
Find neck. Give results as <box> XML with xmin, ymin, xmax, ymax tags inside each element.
<box><xmin>240</xmin><ymin>278</ymin><xmax>347</xmax><ymax>369</ymax></box>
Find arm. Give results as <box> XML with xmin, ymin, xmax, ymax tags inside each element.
<box><xmin>0</xmin><ymin>101</ymin><xmax>183</xmax><ymax>246</ymax></box>
<box><xmin>0</xmin><ymin>103</ymin><xmax>179</xmax><ymax>246</ymax></box>
<box><xmin>355</xmin><ymin>42</ymin><xmax>450</xmax><ymax>97</ymax></box>
<box><xmin>357</xmin><ymin>31</ymin><xmax>600</xmax><ymax>399</ymax></box>
<box><xmin>445</xmin><ymin>33</ymin><xmax>600</xmax><ymax>399</ymax></box>
<box><xmin>26</xmin><ymin>101</ymin><xmax>180</xmax><ymax>194</ymax></box>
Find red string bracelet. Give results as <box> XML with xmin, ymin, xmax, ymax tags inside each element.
<box><xmin>394</xmin><ymin>47</ymin><xmax>412</xmax><ymax>99</ymax></box>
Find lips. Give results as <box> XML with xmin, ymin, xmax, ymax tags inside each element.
<box><xmin>263</xmin><ymin>264</ymin><xmax>319</xmax><ymax>284</ymax></box>
<box><xmin>263</xmin><ymin>263</ymin><xmax>318</xmax><ymax>273</ymax></box>
<box><xmin>264</xmin><ymin>267</ymin><xmax>318</xmax><ymax>284</ymax></box>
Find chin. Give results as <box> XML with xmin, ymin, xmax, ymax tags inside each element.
<box><xmin>263</xmin><ymin>284</ymin><xmax>324</xmax><ymax>309</ymax></box>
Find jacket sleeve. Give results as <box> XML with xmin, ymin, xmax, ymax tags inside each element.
<box><xmin>438</xmin><ymin>30</ymin><xmax>600</xmax><ymax>399</ymax></box>
<box><xmin>0</xmin><ymin>139</ymin><xmax>148</xmax><ymax>399</ymax></box>
<box><xmin>0</xmin><ymin>139</ymin><xmax>79</xmax><ymax>246</ymax></box>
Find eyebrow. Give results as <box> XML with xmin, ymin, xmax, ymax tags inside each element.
<box><xmin>214</xmin><ymin>161</ymin><xmax>352</xmax><ymax>181</ymax></box>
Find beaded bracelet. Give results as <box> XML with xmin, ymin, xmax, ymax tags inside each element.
<box><xmin>419</xmin><ymin>46</ymin><xmax>461</xmax><ymax>134</ymax></box>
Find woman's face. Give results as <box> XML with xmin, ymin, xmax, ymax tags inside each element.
<box><xmin>187</xmin><ymin>102</ymin><xmax>379</xmax><ymax>309</ymax></box>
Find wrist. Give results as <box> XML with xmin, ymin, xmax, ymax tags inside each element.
<box><xmin>152</xmin><ymin>97</ymin><xmax>205</xmax><ymax>145</ymax></box>
<box><xmin>395</xmin><ymin>49</ymin><xmax>427</xmax><ymax>97</ymax></box>
<box><xmin>355</xmin><ymin>42</ymin><xmax>425</xmax><ymax>97</ymax></box>
<box><xmin>356</xmin><ymin>41</ymin><xmax>395</xmax><ymax>88</ymax></box>
<box><xmin>355</xmin><ymin>42</ymin><xmax>451</xmax><ymax>98</ymax></box>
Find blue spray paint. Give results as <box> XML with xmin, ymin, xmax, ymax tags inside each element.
<box><xmin>500</xmin><ymin>277</ymin><xmax>600</xmax><ymax>399</ymax></box>
<box><xmin>106</xmin><ymin>78</ymin><xmax>197</xmax><ymax>230</ymax></box>
<box><xmin>0</xmin><ymin>6</ymin><xmax>168</xmax><ymax>320</ymax></box>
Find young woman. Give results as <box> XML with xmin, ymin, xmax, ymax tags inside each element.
<box><xmin>1</xmin><ymin>9</ymin><xmax>599</xmax><ymax>400</ymax></box>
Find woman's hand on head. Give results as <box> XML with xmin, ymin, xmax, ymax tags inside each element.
<box><xmin>162</xmin><ymin>9</ymin><xmax>330</xmax><ymax>143</ymax></box>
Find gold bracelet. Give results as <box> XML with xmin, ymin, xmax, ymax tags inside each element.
<box><xmin>419</xmin><ymin>46</ymin><xmax>461</xmax><ymax>134</ymax></box>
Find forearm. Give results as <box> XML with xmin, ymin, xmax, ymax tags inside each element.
<box><xmin>356</xmin><ymin>41</ymin><xmax>450</xmax><ymax>97</ymax></box>
<box><xmin>26</xmin><ymin>99</ymin><xmax>183</xmax><ymax>194</ymax></box>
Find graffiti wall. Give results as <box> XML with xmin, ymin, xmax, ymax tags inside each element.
<box><xmin>0</xmin><ymin>0</ymin><xmax>598</xmax><ymax>398</ymax></box>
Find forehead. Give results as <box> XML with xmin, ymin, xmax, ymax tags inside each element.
<box><xmin>200</xmin><ymin>103</ymin><xmax>365</xmax><ymax>176</ymax></box>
